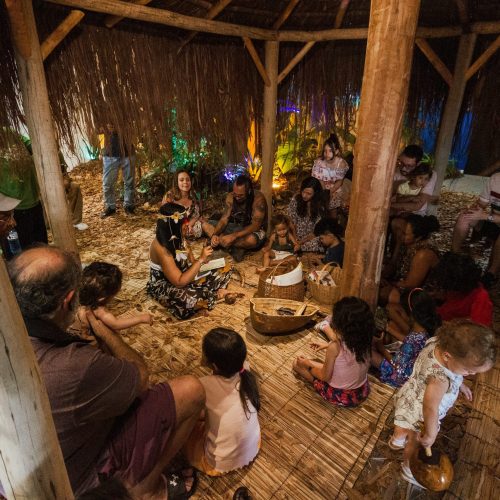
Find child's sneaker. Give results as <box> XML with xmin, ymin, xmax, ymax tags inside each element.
<box><xmin>401</xmin><ymin>463</ymin><xmax>426</xmax><ymax>489</ymax></box>
<box><xmin>388</xmin><ymin>435</ymin><xmax>406</xmax><ymax>450</ymax></box>
<box><xmin>314</xmin><ymin>315</ymin><xmax>332</xmax><ymax>332</ymax></box>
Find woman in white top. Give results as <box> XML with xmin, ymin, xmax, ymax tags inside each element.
<box><xmin>312</xmin><ymin>134</ymin><xmax>349</xmax><ymax>210</ymax></box>
<box><xmin>184</xmin><ymin>328</ymin><xmax>261</xmax><ymax>476</ymax></box>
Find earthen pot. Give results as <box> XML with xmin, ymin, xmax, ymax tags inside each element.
<box><xmin>410</xmin><ymin>446</ymin><xmax>454</xmax><ymax>491</ymax></box>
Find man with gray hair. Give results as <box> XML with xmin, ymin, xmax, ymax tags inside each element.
<box><xmin>8</xmin><ymin>245</ymin><xmax>204</xmax><ymax>498</ymax></box>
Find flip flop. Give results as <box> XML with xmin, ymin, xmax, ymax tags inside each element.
<box><xmin>162</xmin><ymin>468</ymin><xmax>198</xmax><ymax>499</ymax></box>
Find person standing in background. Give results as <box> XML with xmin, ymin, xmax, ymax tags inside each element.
<box><xmin>100</xmin><ymin>124</ymin><xmax>135</xmax><ymax>218</ymax></box>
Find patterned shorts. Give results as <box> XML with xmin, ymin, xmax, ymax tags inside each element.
<box><xmin>312</xmin><ymin>379</ymin><xmax>370</xmax><ymax>407</ymax></box>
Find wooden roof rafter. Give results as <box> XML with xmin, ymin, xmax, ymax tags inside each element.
<box><xmin>105</xmin><ymin>0</ymin><xmax>152</xmax><ymax>29</ymax></box>
<box><xmin>415</xmin><ymin>38</ymin><xmax>453</xmax><ymax>86</ymax></box>
<box><xmin>45</xmin><ymin>0</ymin><xmax>500</xmax><ymax>41</ymax></box>
<box><xmin>41</xmin><ymin>9</ymin><xmax>85</xmax><ymax>60</ymax></box>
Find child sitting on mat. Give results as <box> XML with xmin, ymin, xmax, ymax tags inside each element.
<box><xmin>257</xmin><ymin>214</ymin><xmax>299</xmax><ymax>273</ymax></box>
<box><xmin>313</xmin><ymin>217</ymin><xmax>345</xmax><ymax>266</ymax></box>
<box><xmin>184</xmin><ymin>328</ymin><xmax>261</xmax><ymax>475</ymax></box>
<box><xmin>371</xmin><ymin>288</ymin><xmax>441</xmax><ymax>388</ymax></box>
<box><xmin>73</xmin><ymin>261</ymin><xmax>152</xmax><ymax>336</ymax></box>
<box><xmin>293</xmin><ymin>297</ymin><xmax>375</xmax><ymax>407</ymax></box>
<box><xmin>391</xmin><ymin>319</ymin><xmax>496</xmax><ymax>487</ymax></box>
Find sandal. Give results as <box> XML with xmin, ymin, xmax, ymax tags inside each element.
<box><xmin>162</xmin><ymin>468</ymin><xmax>198</xmax><ymax>499</ymax></box>
<box><xmin>388</xmin><ymin>436</ymin><xmax>406</xmax><ymax>450</ymax></box>
<box><xmin>233</xmin><ymin>486</ymin><xmax>252</xmax><ymax>500</ymax></box>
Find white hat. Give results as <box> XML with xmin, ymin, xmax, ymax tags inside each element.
<box><xmin>0</xmin><ymin>193</ymin><xmax>21</xmax><ymax>212</ymax></box>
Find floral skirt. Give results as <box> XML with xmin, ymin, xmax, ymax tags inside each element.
<box><xmin>146</xmin><ymin>263</ymin><xmax>233</xmax><ymax>320</ymax></box>
<box><xmin>312</xmin><ymin>379</ymin><xmax>370</xmax><ymax>407</ymax></box>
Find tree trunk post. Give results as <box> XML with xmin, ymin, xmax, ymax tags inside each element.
<box><xmin>10</xmin><ymin>0</ymin><xmax>79</xmax><ymax>256</ymax></box>
<box><xmin>340</xmin><ymin>0</ymin><xmax>421</xmax><ymax>307</ymax></box>
<box><xmin>261</xmin><ymin>41</ymin><xmax>279</xmax><ymax>225</ymax></box>
<box><xmin>0</xmin><ymin>259</ymin><xmax>74</xmax><ymax>499</ymax></box>
<box><xmin>430</xmin><ymin>34</ymin><xmax>477</xmax><ymax>211</ymax></box>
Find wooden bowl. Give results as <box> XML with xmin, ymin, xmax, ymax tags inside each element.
<box><xmin>409</xmin><ymin>446</ymin><xmax>454</xmax><ymax>491</ymax></box>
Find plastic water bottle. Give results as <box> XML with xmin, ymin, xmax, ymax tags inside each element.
<box><xmin>7</xmin><ymin>229</ymin><xmax>22</xmax><ymax>255</ymax></box>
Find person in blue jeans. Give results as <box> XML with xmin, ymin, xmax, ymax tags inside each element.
<box><xmin>101</xmin><ymin>125</ymin><xmax>135</xmax><ymax>218</ymax></box>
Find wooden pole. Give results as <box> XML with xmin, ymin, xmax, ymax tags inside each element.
<box><xmin>415</xmin><ymin>38</ymin><xmax>453</xmax><ymax>86</ymax></box>
<box><xmin>243</xmin><ymin>37</ymin><xmax>270</xmax><ymax>86</ymax></box>
<box><xmin>41</xmin><ymin>9</ymin><xmax>84</xmax><ymax>60</ymax></box>
<box><xmin>340</xmin><ymin>0</ymin><xmax>421</xmax><ymax>307</ymax></box>
<box><xmin>0</xmin><ymin>259</ymin><xmax>74</xmax><ymax>499</ymax></box>
<box><xmin>105</xmin><ymin>0</ymin><xmax>152</xmax><ymax>29</ymax></box>
<box><xmin>10</xmin><ymin>0</ymin><xmax>79</xmax><ymax>256</ymax></box>
<box><xmin>272</xmin><ymin>0</ymin><xmax>300</xmax><ymax>30</ymax></box>
<box><xmin>430</xmin><ymin>34</ymin><xmax>477</xmax><ymax>211</ymax></box>
<box><xmin>5</xmin><ymin>0</ymin><xmax>32</xmax><ymax>59</ymax></box>
<box><xmin>261</xmin><ymin>41</ymin><xmax>279</xmax><ymax>225</ymax></box>
<box><xmin>45</xmin><ymin>0</ymin><xmax>500</xmax><ymax>41</ymax></box>
<box><xmin>465</xmin><ymin>34</ymin><xmax>500</xmax><ymax>80</ymax></box>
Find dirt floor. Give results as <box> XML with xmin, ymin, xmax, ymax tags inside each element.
<box><xmin>68</xmin><ymin>161</ymin><xmax>498</xmax><ymax>499</ymax></box>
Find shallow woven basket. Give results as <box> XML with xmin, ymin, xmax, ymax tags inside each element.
<box><xmin>308</xmin><ymin>262</ymin><xmax>342</xmax><ymax>305</ymax></box>
<box><xmin>250</xmin><ymin>298</ymin><xmax>319</xmax><ymax>335</ymax></box>
<box><xmin>256</xmin><ymin>261</ymin><xmax>305</xmax><ymax>302</ymax></box>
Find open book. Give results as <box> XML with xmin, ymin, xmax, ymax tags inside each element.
<box><xmin>195</xmin><ymin>257</ymin><xmax>226</xmax><ymax>280</ymax></box>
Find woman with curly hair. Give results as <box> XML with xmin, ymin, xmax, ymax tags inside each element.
<box><xmin>293</xmin><ymin>297</ymin><xmax>375</xmax><ymax>407</ymax></box>
<box><xmin>286</xmin><ymin>176</ymin><xmax>327</xmax><ymax>252</ymax></box>
<box><xmin>434</xmin><ymin>252</ymin><xmax>493</xmax><ymax>326</ymax></box>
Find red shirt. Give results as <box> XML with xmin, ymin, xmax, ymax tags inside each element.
<box><xmin>437</xmin><ymin>285</ymin><xmax>493</xmax><ymax>327</ymax></box>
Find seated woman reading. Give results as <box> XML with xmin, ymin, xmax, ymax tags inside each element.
<box><xmin>147</xmin><ymin>203</ymin><xmax>233</xmax><ymax>319</ymax></box>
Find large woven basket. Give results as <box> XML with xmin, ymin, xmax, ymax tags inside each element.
<box><xmin>256</xmin><ymin>261</ymin><xmax>305</xmax><ymax>302</ymax></box>
<box><xmin>308</xmin><ymin>262</ymin><xmax>342</xmax><ymax>305</ymax></box>
<box><xmin>250</xmin><ymin>298</ymin><xmax>319</xmax><ymax>335</ymax></box>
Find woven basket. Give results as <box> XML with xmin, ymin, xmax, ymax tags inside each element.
<box><xmin>250</xmin><ymin>298</ymin><xmax>319</xmax><ymax>335</ymax></box>
<box><xmin>308</xmin><ymin>262</ymin><xmax>342</xmax><ymax>305</ymax></box>
<box><xmin>256</xmin><ymin>261</ymin><xmax>305</xmax><ymax>302</ymax></box>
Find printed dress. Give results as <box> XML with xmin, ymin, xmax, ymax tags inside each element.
<box><xmin>312</xmin><ymin>157</ymin><xmax>349</xmax><ymax>208</ymax></box>
<box><xmin>286</xmin><ymin>197</ymin><xmax>322</xmax><ymax>252</ymax></box>
<box><xmin>394</xmin><ymin>337</ymin><xmax>463</xmax><ymax>432</ymax></box>
<box><xmin>146</xmin><ymin>258</ymin><xmax>232</xmax><ymax>320</ymax></box>
<box><xmin>379</xmin><ymin>330</ymin><xmax>429</xmax><ymax>387</ymax></box>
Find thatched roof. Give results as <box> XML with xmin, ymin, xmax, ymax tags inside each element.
<box><xmin>0</xmin><ymin>0</ymin><xmax>499</xmax><ymax>169</ymax></box>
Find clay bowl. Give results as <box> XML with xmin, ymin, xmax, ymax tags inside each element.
<box><xmin>410</xmin><ymin>446</ymin><xmax>454</xmax><ymax>491</ymax></box>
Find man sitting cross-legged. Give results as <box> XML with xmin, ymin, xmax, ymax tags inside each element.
<box><xmin>7</xmin><ymin>246</ymin><xmax>205</xmax><ymax>498</ymax></box>
<box><xmin>202</xmin><ymin>174</ymin><xmax>268</xmax><ymax>262</ymax></box>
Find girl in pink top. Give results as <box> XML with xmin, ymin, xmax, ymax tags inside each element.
<box><xmin>293</xmin><ymin>297</ymin><xmax>375</xmax><ymax>407</ymax></box>
<box><xmin>184</xmin><ymin>328</ymin><xmax>261</xmax><ymax>475</ymax></box>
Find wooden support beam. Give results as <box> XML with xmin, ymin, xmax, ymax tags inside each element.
<box><xmin>10</xmin><ymin>0</ymin><xmax>79</xmax><ymax>256</ymax></box>
<box><xmin>278</xmin><ymin>1</ymin><xmax>350</xmax><ymax>85</ymax></box>
<box><xmin>243</xmin><ymin>37</ymin><xmax>270</xmax><ymax>86</ymax></box>
<box><xmin>415</xmin><ymin>38</ymin><xmax>453</xmax><ymax>86</ymax></box>
<box><xmin>278</xmin><ymin>41</ymin><xmax>314</xmax><ymax>84</ymax></box>
<box><xmin>455</xmin><ymin>0</ymin><xmax>469</xmax><ymax>26</ymax></box>
<box><xmin>177</xmin><ymin>0</ymin><xmax>232</xmax><ymax>53</ymax></box>
<box><xmin>465</xmin><ymin>34</ymin><xmax>500</xmax><ymax>80</ymax></box>
<box><xmin>41</xmin><ymin>9</ymin><xmax>84</xmax><ymax>60</ymax></box>
<box><xmin>431</xmin><ymin>34</ymin><xmax>477</xmax><ymax>212</ymax></box>
<box><xmin>261</xmin><ymin>41</ymin><xmax>279</xmax><ymax>226</ymax></box>
<box><xmin>272</xmin><ymin>0</ymin><xmax>300</xmax><ymax>30</ymax></box>
<box><xmin>105</xmin><ymin>0</ymin><xmax>152</xmax><ymax>29</ymax></box>
<box><xmin>5</xmin><ymin>0</ymin><xmax>31</xmax><ymax>59</ymax></box>
<box><xmin>45</xmin><ymin>1</ymin><xmax>500</xmax><ymax>41</ymax></box>
<box><xmin>340</xmin><ymin>0</ymin><xmax>421</xmax><ymax>307</ymax></box>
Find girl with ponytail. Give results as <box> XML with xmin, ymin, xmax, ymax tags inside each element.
<box><xmin>372</xmin><ymin>288</ymin><xmax>441</xmax><ymax>389</ymax></box>
<box><xmin>184</xmin><ymin>328</ymin><xmax>261</xmax><ymax>476</ymax></box>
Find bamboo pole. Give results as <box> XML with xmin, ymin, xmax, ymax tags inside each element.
<box><xmin>10</xmin><ymin>0</ymin><xmax>79</xmax><ymax>256</ymax></box>
<box><xmin>177</xmin><ymin>0</ymin><xmax>232</xmax><ymax>53</ymax></box>
<box><xmin>5</xmin><ymin>0</ymin><xmax>31</xmax><ymax>59</ymax></box>
<box><xmin>415</xmin><ymin>38</ymin><xmax>453</xmax><ymax>86</ymax></box>
<box><xmin>455</xmin><ymin>0</ymin><xmax>469</xmax><ymax>26</ymax></box>
<box><xmin>340</xmin><ymin>0</ymin><xmax>421</xmax><ymax>307</ymax></box>
<box><xmin>45</xmin><ymin>0</ymin><xmax>500</xmax><ymax>41</ymax></box>
<box><xmin>430</xmin><ymin>34</ymin><xmax>477</xmax><ymax>211</ymax></box>
<box><xmin>105</xmin><ymin>0</ymin><xmax>152</xmax><ymax>29</ymax></box>
<box><xmin>272</xmin><ymin>0</ymin><xmax>300</xmax><ymax>30</ymax></box>
<box><xmin>0</xmin><ymin>258</ymin><xmax>74</xmax><ymax>499</ymax></box>
<box><xmin>41</xmin><ymin>9</ymin><xmax>84</xmax><ymax>60</ymax></box>
<box><xmin>465</xmin><ymin>34</ymin><xmax>500</xmax><ymax>80</ymax></box>
<box><xmin>243</xmin><ymin>37</ymin><xmax>270</xmax><ymax>86</ymax></box>
<box><xmin>261</xmin><ymin>41</ymin><xmax>279</xmax><ymax>226</ymax></box>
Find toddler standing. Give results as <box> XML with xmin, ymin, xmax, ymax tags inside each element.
<box><xmin>74</xmin><ymin>262</ymin><xmax>152</xmax><ymax>335</ymax></box>
<box><xmin>294</xmin><ymin>297</ymin><xmax>375</xmax><ymax>407</ymax></box>
<box><xmin>185</xmin><ymin>328</ymin><xmax>261</xmax><ymax>475</ymax></box>
<box><xmin>391</xmin><ymin>319</ymin><xmax>497</xmax><ymax>486</ymax></box>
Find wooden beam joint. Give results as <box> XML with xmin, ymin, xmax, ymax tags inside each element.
<box><xmin>465</xmin><ymin>34</ymin><xmax>500</xmax><ymax>80</ymax></box>
<box><xmin>243</xmin><ymin>37</ymin><xmax>270</xmax><ymax>86</ymax></box>
<box><xmin>41</xmin><ymin>10</ymin><xmax>85</xmax><ymax>60</ymax></box>
<box><xmin>415</xmin><ymin>38</ymin><xmax>453</xmax><ymax>86</ymax></box>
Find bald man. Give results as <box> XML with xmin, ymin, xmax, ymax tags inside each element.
<box><xmin>8</xmin><ymin>246</ymin><xmax>203</xmax><ymax>497</ymax></box>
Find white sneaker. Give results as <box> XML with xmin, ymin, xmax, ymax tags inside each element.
<box><xmin>74</xmin><ymin>223</ymin><xmax>88</xmax><ymax>231</ymax></box>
